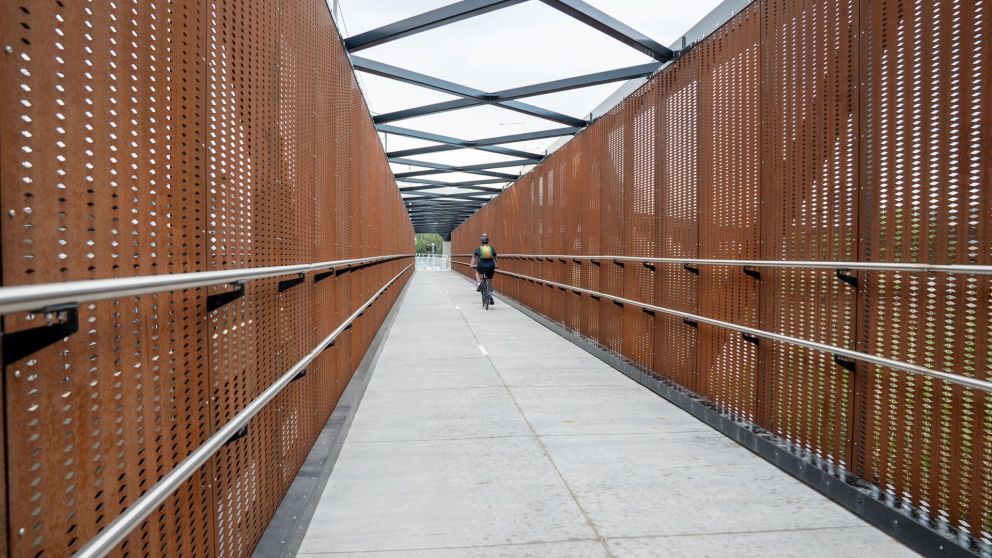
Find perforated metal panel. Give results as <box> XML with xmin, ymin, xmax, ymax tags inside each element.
<box><xmin>696</xmin><ymin>3</ymin><xmax>761</xmax><ymax>421</ymax></box>
<box><xmin>451</xmin><ymin>0</ymin><xmax>991</xmax><ymax>547</ymax></box>
<box><xmin>759</xmin><ymin>0</ymin><xmax>859</xmax><ymax>467</ymax></box>
<box><xmin>0</xmin><ymin>1</ymin><xmax>413</xmax><ymax>556</ymax></box>
<box><xmin>623</xmin><ymin>83</ymin><xmax>657</xmax><ymax>368</ymax></box>
<box><xmin>858</xmin><ymin>0</ymin><xmax>991</xmax><ymax>542</ymax></box>
<box><xmin>654</xmin><ymin>49</ymin><xmax>699</xmax><ymax>392</ymax></box>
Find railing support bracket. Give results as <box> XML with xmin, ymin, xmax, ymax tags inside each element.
<box><xmin>2</xmin><ymin>303</ymin><xmax>79</xmax><ymax>366</ymax></box>
<box><xmin>836</xmin><ymin>268</ymin><xmax>859</xmax><ymax>288</ymax></box>
<box><xmin>279</xmin><ymin>272</ymin><xmax>307</xmax><ymax>292</ymax></box>
<box><xmin>225</xmin><ymin>424</ymin><xmax>249</xmax><ymax>446</ymax></box>
<box><xmin>207</xmin><ymin>281</ymin><xmax>245</xmax><ymax>312</ymax></box>
<box><xmin>314</xmin><ymin>270</ymin><xmax>334</xmax><ymax>284</ymax></box>
<box><xmin>834</xmin><ymin>355</ymin><xmax>857</xmax><ymax>372</ymax></box>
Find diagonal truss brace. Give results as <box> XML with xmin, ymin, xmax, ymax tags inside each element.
<box><xmin>400</xmin><ymin>182</ymin><xmax>506</xmax><ymax>194</ymax></box>
<box><xmin>379</xmin><ymin>124</ymin><xmax>580</xmax><ymax>159</ymax></box>
<box><xmin>403</xmin><ymin>191</ymin><xmax>495</xmax><ymax>202</ymax></box>
<box><xmin>537</xmin><ymin>0</ymin><xmax>674</xmax><ymax>61</ymax></box>
<box><xmin>374</xmin><ymin>62</ymin><xmax>660</xmax><ymax>124</ymax></box>
<box><xmin>344</xmin><ymin>0</ymin><xmax>674</xmax><ymax>233</ymax></box>
<box><xmin>352</xmin><ymin>57</ymin><xmax>587</xmax><ymax>127</ymax></box>
<box><xmin>378</xmin><ymin>125</ymin><xmax>544</xmax><ymax>160</ymax></box>
<box><xmin>391</xmin><ymin>157</ymin><xmax>533</xmax><ymax>180</ymax></box>
<box><xmin>344</xmin><ymin>0</ymin><xmax>526</xmax><ymax>51</ymax></box>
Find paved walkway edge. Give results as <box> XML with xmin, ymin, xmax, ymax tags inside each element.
<box><xmin>253</xmin><ymin>277</ymin><xmax>414</xmax><ymax>558</ymax></box>
<box><xmin>479</xmin><ymin>278</ymin><xmax>978</xmax><ymax>558</ymax></box>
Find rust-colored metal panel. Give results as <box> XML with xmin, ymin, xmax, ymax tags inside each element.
<box><xmin>0</xmin><ymin>0</ymin><xmax>413</xmax><ymax>555</ymax></box>
<box><xmin>206</xmin><ymin>0</ymin><xmax>282</xmax><ymax>554</ymax></box>
<box><xmin>1</xmin><ymin>1</ymin><xmax>216</xmax><ymax>555</ymax></box>
<box><xmin>600</xmin><ymin>109</ymin><xmax>626</xmax><ymax>355</ymax></box>
<box><xmin>563</xmin><ymin>146</ymin><xmax>583</xmax><ymax>332</ymax></box>
<box><xmin>759</xmin><ymin>0</ymin><xmax>860</xmax><ymax>467</ymax></box>
<box><xmin>653</xmin><ymin>48</ymin><xmax>700</xmax><ymax>392</ymax></box>
<box><xmin>695</xmin><ymin>3</ymin><xmax>762</xmax><ymax>421</ymax></box>
<box><xmin>451</xmin><ymin>0</ymin><xmax>990</xmax><ymax>545</ymax></box>
<box><xmin>624</xmin><ymin>83</ymin><xmax>657</xmax><ymax>368</ymax></box>
<box><xmin>580</xmin><ymin>127</ymin><xmax>603</xmax><ymax>341</ymax></box>
<box><xmin>858</xmin><ymin>0</ymin><xmax>991</xmax><ymax>541</ymax></box>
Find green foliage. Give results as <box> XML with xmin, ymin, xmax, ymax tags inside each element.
<box><xmin>415</xmin><ymin>233</ymin><xmax>444</xmax><ymax>255</ymax></box>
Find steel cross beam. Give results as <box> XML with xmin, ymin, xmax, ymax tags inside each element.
<box><xmin>377</xmin><ymin>125</ymin><xmax>543</xmax><ymax>160</ymax></box>
<box><xmin>399</xmin><ymin>183</ymin><xmax>504</xmax><ymax>194</ymax></box>
<box><xmin>410</xmin><ymin>211</ymin><xmax>474</xmax><ymax>218</ymax></box>
<box><xmin>379</xmin><ymin>124</ymin><xmax>580</xmax><ymax>159</ymax></box>
<box><xmin>409</xmin><ymin>212</ymin><xmax>481</xmax><ymax>218</ymax></box>
<box><xmin>397</xmin><ymin>168</ymin><xmax>518</xmax><ymax>180</ymax></box>
<box><xmin>410</xmin><ymin>215</ymin><xmax>478</xmax><ymax>224</ymax></box>
<box><xmin>409</xmin><ymin>216</ymin><xmax>479</xmax><ymax>222</ymax></box>
<box><xmin>405</xmin><ymin>200</ymin><xmax>485</xmax><ymax>208</ymax></box>
<box><xmin>344</xmin><ymin>0</ymin><xmax>526</xmax><ymax>51</ymax></box>
<box><xmin>410</xmin><ymin>213</ymin><xmax>478</xmax><ymax>219</ymax></box>
<box><xmin>374</xmin><ymin>62</ymin><xmax>661</xmax><ymax>124</ymax></box>
<box><xmin>352</xmin><ymin>57</ymin><xmax>586</xmax><ymax>127</ymax></box>
<box><xmin>402</xmin><ymin>191</ymin><xmax>494</xmax><ymax>201</ymax></box>
<box><xmin>408</xmin><ymin>206</ymin><xmax>479</xmax><ymax>213</ymax></box>
<box><xmin>407</xmin><ymin>205</ymin><xmax>486</xmax><ymax>211</ymax></box>
<box><xmin>391</xmin><ymin>157</ymin><xmax>534</xmax><ymax>170</ymax></box>
<box><xmin>407</xmin><ymin>209</ymin><xmax>483</xmax><ymax>217</ymax></box>
<box><xmin>412</xmin><ymin>224</ymin><xmax>469</xmax><ymax>232</ymax></box>
<box><xmin>391</xmin><ymin>157</ymin><xmax>532</xmax><ymax>180</ymax></box>
<box><xmin>537</xmin><ymin>0</ymin><xmax>674</xmax><ymax>61</ymax></box>
<box><xmin>410</xmin><ymin>215</ymin><xmax>479</xmax><ymax>221</ymax></box>
<box><xmin>398</xmin><ymin>177</ymin><xmax>508</xmax><ymax>187</ymax></box>
<box><xmin>408</xmin><ymin>206</ymin><xmax>479</xmax><ymax>212</ymax></box>
<box><xmin>411</xmin><ymin>218</ymin><xmax>476</xmax><ymax>226</ymax></box>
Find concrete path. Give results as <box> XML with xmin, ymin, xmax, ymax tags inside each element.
<box><xmin>297</xmin><ymin>271</ymin><xmax>916</xmax><ymax>557</ymax></box>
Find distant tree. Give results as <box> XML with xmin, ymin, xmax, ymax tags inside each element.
<box><xmin>414</xmin><ymin>233</ymin><xmax>445</xmax><ymax>255</ymax></box>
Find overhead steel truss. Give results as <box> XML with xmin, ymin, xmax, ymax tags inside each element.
<box><xmin>373</xmin><ymin>63</ymin><xmax>660</xmax><ymax>124</ymax></box>
<box><xmin>346</xmin><ymin>0</ymin><xmax>676</xmax><ymax>232</ymax></box>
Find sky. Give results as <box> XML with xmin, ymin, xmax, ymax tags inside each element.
<box><xmin>334</xmin><ymin>0</ymin><xmax>727</xmax><ymax>196</ymax></box>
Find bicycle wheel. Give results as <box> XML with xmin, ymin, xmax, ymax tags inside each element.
<box><xmin>482</xmin><ymin>279</ymin><xmax>490</xmax><ymax>310</ymax></box>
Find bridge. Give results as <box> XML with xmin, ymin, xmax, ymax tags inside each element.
<box><xmin>0</xmin><ymin>0</ymin><xmax>988</xmax><ymax>557</ymax></box>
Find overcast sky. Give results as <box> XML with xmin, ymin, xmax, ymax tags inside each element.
<box><xmin>334</xmin><ymin>0</ymin><xmax>726</xmax><ymax>190</ymax></box>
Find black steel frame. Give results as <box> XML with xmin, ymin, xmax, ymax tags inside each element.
<box><xmin>347</xmin><ymin>0</ymin><xmax>674</xmax><ymax>233</ymax></box>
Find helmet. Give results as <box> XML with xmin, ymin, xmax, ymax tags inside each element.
<box><xmin>480</xmin><ymin>233</ymin><xmax>489</xmax><ymax>244</ymax></box>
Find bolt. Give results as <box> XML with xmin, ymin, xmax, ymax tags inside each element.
<box><xmin>4</xmin><ymin>46</ymin><xmax>12</xmax><ymax>54</ymax></box>
<box><xmin>18</xmin><ymin>528</ymin><xmax>25</xmax><ymax>537</ymax></box>
<box><xmin>13</xmin><ymin>370</ymin><xmax>21</xmax><ymax>379</ymax></box>
<box><xmin>8</xmin><ymin>209</ymin><xmax>15</xmax><ymax>217</ymax></box>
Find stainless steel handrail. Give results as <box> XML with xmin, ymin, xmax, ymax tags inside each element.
<box><xmin>0</xmin><ymin>254</ymin><xmax>413</xmax><ymax>315</ymax></box>
<box><xmin>452</xmin><ymin>253</ymin><xmax>992</xmax><ymax>275</ymax></box>
<box><xmin>452</xmin><ymin>261</ymin><xmax>992</xmax><ymax>394</ymax></box>
<box><xmin>72</xmin><ymin>264</ymin><xmax>413</xmax><ymax>558</ymax></box>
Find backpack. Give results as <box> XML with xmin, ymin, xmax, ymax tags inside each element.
<box><xmin>478</xmin><ymin>245</ymin><xmax>494</xmax><ymax>260</ymax></box>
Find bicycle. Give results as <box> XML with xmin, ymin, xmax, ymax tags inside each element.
<box><xmin>480</xmin><ymin>276</ymin><xmax>494</xmax><ymax>310</ymax></box>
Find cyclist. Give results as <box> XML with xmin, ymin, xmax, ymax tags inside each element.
<box><xmin>471</xmin><ymin>233</ymin><xmax>497</xmax><ymax>302</ymax></box>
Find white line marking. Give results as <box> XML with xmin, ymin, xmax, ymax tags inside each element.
<box><xmin>478</xmin><ymin>344</ymin><xmax>488</xmax><ymax>356</ymax></box>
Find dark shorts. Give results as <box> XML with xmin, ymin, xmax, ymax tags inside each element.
<box><xmin>476</xmin><ymin>261</ymin><xmax>496</xmax><ymax>279</ymax></box>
